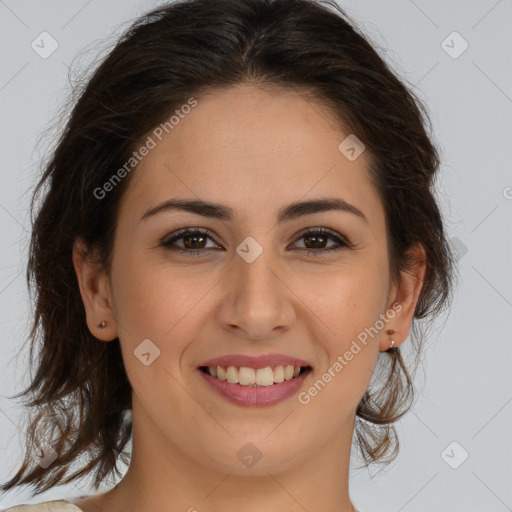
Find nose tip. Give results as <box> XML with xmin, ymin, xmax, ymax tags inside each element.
<box><xmin>218</xmin><ymin>253</ymin><xmax>294</xmax><ymax>340</ymax></box>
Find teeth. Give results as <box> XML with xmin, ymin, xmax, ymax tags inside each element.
<box><xmin>273</xmin><ymin>365</ymin><xmax>284</xmax><ymax>383</ymax></box>
<box><xmin>226</xmin><ymin>366</ymin><xmax>238</xmax><ymax>384</ymax></box>
<box><xmin>205</xmin><ymin>364</ymin><xmax>306</xmax><ymax>387</ymax></box>
<box><xmin>238</xmin><ymin>367</ymin><xmax>255</xmax><ymax>386</ymax></box>
<box><xmin>284</xmin><ymin>365</ymin><xmax>294</xmax><ymax>381</ymax></box>
<box><xmin>217</xmin><ymin>366</ymin><xmax>227</xmax><ymax>381</ymax></box>
<box><xmin>255</xmin><ymin>367</ymin><xmax>274</xmax><ymax>387</ymax></box>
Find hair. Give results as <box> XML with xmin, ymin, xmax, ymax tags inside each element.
<box><xmin>2</xmin><ymin>0</ymin><xmax>455</xmax><ymax>496</ymax></box>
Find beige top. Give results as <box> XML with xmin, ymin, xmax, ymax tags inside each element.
<box><xmin>0</xmin><ymin>500</ymin><xmax>84</xmax><ymax>512</ymax></box>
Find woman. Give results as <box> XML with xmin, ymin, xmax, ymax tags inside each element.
<box><xmin>1</xmin><ymin>0</ymin><xmax>454</xmax><ymax>511</ymax></box>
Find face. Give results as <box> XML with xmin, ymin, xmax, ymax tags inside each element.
<box><xmin>74</xmin><ymin>84</ymin><xmax>420</xmax><ymax>477</ymax></box>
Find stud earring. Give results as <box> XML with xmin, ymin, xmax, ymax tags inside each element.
<box><xmin>97</xmin><ymin>320</ymin><xmax>107</xmax><ymax>329</ymax></box>
<box><xmin>386</xmin><ymin>329</ymin><xmax>396</xmax><ymax>350</ymax></box>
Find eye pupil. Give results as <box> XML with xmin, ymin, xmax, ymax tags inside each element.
<box><xmin>184</xmin><ymin>233</ymin><xmax>206</xmax><ymax>249</ymax></box>
<box><xmin>305</xmin><ymin>234</ymin><xmax>326</xmax><ymax>249</ymax></box>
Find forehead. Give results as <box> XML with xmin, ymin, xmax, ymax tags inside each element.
<box><xmin>119</xmin><ymin>84</ymin><xmax>383</xmax><ymax>228</ymax></box>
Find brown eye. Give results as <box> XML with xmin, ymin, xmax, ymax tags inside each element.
<box><xmin>180</xmin><ymin>232</ymin><xmax>207</xmax><ymax>249</ymax></box>
<box><xmin>161</xmin><ymin>228</ymin><xmax>220</xmax><ymax>254</ymax></box>
<box><xmin>292</xmin><ymin>228</ymin><xmax>352</xmax><ymax>256</ymax></box>
<box><xmin>161</xmin><ymin>227</ymin><xmax>352</xmax><ymax>257</ymax></box>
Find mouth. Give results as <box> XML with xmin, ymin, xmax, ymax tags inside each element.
<box><xmin>197</xmin><ymin>364</ymin><xmax>313</xmax><ymax>407</ymax></box>
<box><xmin>198</xmin><ymin>365</ymin><xmax>313</xmax><ymax>388</ymax></box>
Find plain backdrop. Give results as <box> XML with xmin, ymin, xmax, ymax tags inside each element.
<box><xmin>0</xmin><ymin>1</ymin><xmax>511</xmax><ymax>511</ymax></box>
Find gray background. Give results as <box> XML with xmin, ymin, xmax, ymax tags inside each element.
<box><xmin>1</xmin><ymin>1</ymin><xmax>511</xmax><ymax>511</ymax></box>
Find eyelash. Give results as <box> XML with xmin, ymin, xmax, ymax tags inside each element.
<box><xmin>160</xmin><ymin>227</ymin><xmax>352</xmax><ymax>257</ymax></box>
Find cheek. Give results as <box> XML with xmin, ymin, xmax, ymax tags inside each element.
<box><xmin>305</xmin><ymin>260</ymin><xmax>389</xmax><ymax>403</ymax></box>
<box><xmin>110</xmin><ymin>247</ymin><xmax>213</xmax><ymax>339</ymax></box>
<box><xmin>108</xmin><ymin>253</ymin><xmax>203</xmax><ymax>412</ymax></box>
<box><xmin>314</xmin><ymin>258</ymin><xmax>390</xmax><ymax>341</ymax></box>
<box><xmin>108</xmin><ymin>251</ymin><xmax>224</xmax><ymax>397</ymax></box>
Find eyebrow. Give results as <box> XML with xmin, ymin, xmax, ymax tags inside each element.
<box><xmin>139</xmin><ymin>197</ymin><xmax>368</xmax><ymax>224</ymax></box>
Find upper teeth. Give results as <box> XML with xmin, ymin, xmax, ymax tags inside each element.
<box><xmin>207</xmin><ymin>365</ymin><xmax>302</xmax><ymax>387</ymax></box>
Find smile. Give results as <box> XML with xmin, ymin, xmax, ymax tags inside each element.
<box><xmin>199</xmin><ymin>365</ymin><xmax>311</xmax><ymax>387</ymax></box>
<box><xmin>198</xmin><ymin>365</ymin><xmax>313</xmax><ymax>407</ymax></box>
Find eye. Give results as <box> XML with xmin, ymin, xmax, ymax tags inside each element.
<box><xmin>160</xmin><ymin>227</ymin><xmax>352</xmax><ymax>256</ymax></box>
<box><xmin>290</xmin><ymin>227</ymin><xmax>352</xmax><ymax>257</ymax></box>
<box><xmin>161</xmin><ymin>228</ymin><xmax>220</xmax><ymax>255</ymax></box>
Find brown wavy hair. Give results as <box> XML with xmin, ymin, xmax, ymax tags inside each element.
<box><xmin>2</xmin><ymin>0</ymin><xmax>455</xmax><ymax>496</ymax></box>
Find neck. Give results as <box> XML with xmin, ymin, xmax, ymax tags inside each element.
<box><xmin>74</xmin><ymin>405</ymin><xmax>357</xmax><ymax>512</ymax></box>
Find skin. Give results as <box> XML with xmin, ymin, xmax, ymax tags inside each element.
<box><xmin>72</xmin><ymin>83</ymin><xmax>426</xmax><ymax>512</ymax></box>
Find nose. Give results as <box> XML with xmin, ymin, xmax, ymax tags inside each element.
<box><xmin>216</xmin><ymin>244</ymin><xmax>295</xmax><ymax>341</ymax></box>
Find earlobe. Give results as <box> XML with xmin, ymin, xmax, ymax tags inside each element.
<box><xmin>72</xmin><ymin>237</ymin><xmax>117</xmax><ymax>341</ymax></box>
<box><xmin>379</xmin><ymin>243</ymin><xmax>427</xmax><ymax>352</ymax></box>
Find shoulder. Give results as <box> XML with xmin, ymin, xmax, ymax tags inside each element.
<box><xmin>1</xmin><ymin>500</ymin><xmax>84</xmax><ymax>512</ymax></box>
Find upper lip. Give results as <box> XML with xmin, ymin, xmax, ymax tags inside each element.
<box><xmin>198</xmin><ymin>353</ymin><xmax>312</xmax><ymax>369</ymax></box>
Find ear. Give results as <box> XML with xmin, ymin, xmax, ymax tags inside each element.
<box><xmin>72</xmin><ymin>236</ymin><xmax>118</xmax><ymax>341</ymax></box>
<box><xmin>379</xmin><ymin>242</ymin><xmax>427</xmax><ymax>351</ymax></box>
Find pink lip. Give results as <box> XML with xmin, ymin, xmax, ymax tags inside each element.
<box><xmin>198</xmin><ymin>367</ymin><xmax>312</xmax><ymax>407</ymax></box>
<box><xmin>198</xmin><ymin>353</ymin><xmax>312</xmax><ymax>369</ymax></box>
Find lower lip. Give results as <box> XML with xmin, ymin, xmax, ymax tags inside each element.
<box><xmin>198</xmin><ymin>368</ymin><xmax>312</xmax><ymax>407</ymax></box>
